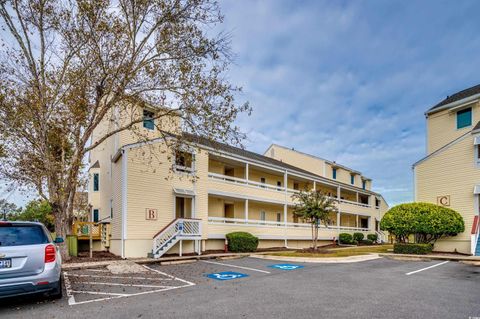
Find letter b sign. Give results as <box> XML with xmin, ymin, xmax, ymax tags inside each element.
<box><xmin>145</xmin><ymin>208</ymin><xmax>158</xmax><ymax>220</ymax></box>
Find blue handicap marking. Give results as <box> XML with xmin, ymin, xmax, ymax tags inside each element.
<box><xmin>206</xmin><ymin>271</ymin><xmax>249</xmax><ymax>281</ymax></box>
<box><xmin>268</xmin><ymin>264</ymin><xmax>304</xmax><ymax>271</ymax></box>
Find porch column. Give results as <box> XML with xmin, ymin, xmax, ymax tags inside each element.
<box><xmin>337</xmin><ymin>186</ymin><xmax>341</xmax><ymax>199</ymax></box>
<box><xmin>179</xmin><ymin>240</ymin><xmax>183</xmax><ymax>257</ymax></box>
<box><xmin>284</xmin><ymin>204</ymin><xmax>287</xmax><ymax>227</ymax></box>
<box><xmin>245</xmin><ymin>163</ymin><xmax>249</xmax><ymax>180</ymax></box>
<box><xmin>313</xmin><ymin>181</ymin><xmax>316</xmax><ymax>191</ymax></box>
<box><xmin>284</xmin><ymin>170</ymin><xmax>288</xmax><ymax>191</ymax></box>
<box><xmin>245</xmin><ymin>199</ymin><xmax>249</xmax><ymax>222</ymax></box>
<box><xmin>337</xmin><ymin>212</ymin><xmax>340</xmax><ymax>227</ymax></box>
<box><xmin>356</xmin><ymin>215</ymin><xmax>359</xmax><ymax>228</ymax></box>
<box><xmin>356</xmin><ymin>192</ymin><xmax>359</xmax><ymax>203</ymax></box>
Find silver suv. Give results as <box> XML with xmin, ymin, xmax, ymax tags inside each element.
<box><xmin>0</xmin><ymin>221</ymin><xmax>63</xmax><ymax>299</ymax></box>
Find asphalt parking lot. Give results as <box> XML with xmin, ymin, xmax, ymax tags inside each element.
<box><xmin>0</xmin><ymin>257</ymin><xmax>478</xmax><ymax>319</ymax></box>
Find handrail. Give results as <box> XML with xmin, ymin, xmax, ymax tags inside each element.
<box><xmin>152</xmin><ymin>218</ymin><xmax>202</xmax><ymax>257</ymax></box>
<box><xmin>471</xmin><ymin>215</ymin><xmax>480</xmax><ymax>255</ymax></box>
<box><xmin>339</xmin><ymin>198</ymin><xmax>371</xmax><ymax>208</ymax></box>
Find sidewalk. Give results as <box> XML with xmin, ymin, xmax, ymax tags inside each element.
<box><xmin>250</xmin><ymin>253</ymin><xmax>381</xmax><ymax>263</ymax></box>
<box><xmin>380</xmin><ymin>253</ymin><xmax>480</xmax><ymax>265</ymax></box>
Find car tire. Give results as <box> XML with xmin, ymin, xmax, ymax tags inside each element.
<box><xmin>49</xmin><ymin>275</ymin><xmax>63</xmax><ymax>300</ymax></box>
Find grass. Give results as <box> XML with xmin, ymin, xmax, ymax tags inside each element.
<box><xmin>268</xmin><ymin>245</ymin><xmax>393</xmax><ymax>258</ymax></box>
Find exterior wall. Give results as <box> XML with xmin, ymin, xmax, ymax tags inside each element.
<box><xmin>415</xmin><ymin>134</ymin><xmax>477</xmax><ymax>254</ymax></box>
<box><xmin>426</xmin><ymin>101</ymin><xmax>480</xmax><ymax>154</ymax></box>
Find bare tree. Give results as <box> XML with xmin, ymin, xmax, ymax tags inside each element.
<box><xmin>0</xmin><ymin>0</ymin><xmax>250</xmax><ymax>258</ymax></box>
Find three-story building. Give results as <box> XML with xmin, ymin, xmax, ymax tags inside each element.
<box><xmin>88</xmin><ymin>105</ymin><xmax>389</xmax><ymax>258</ymax></box>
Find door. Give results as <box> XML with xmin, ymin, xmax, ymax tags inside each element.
<box><xmin>175</xmin><ymin>197</ymin><xmax>193</xmax><ymax>219</ymax></box>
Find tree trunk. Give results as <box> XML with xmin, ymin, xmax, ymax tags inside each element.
<box><xmin>53</xmin><ymin>204</ymin><xmax>70</xmax><ymax>261</ymax></box>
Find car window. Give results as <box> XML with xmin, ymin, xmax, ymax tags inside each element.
<box><xmin>0</xmin><ymin>225</ymin><xmax>49</xmax><ymax>246</ymax></box>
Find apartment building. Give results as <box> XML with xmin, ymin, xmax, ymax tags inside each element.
<box><xmin>413</xmin><ymin>84</ymin><xmax>480</xmax><ymax>255</ymax></box>
<box><xmin>88</xmin><ymin>105</ymin><xmax>389</xmax><ymax>258</ymax></box>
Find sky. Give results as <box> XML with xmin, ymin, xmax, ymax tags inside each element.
<box><xmin>3</xmin><ymin>0</ymin><xmax>480</xmax><ymax>207</ymax></box>
<box><xmin>217</xmin><ymin>0</ymin><xmax>480</xmax><ymax>206</ymax></box>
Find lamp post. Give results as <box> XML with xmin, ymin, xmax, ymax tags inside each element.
<box><xmin>2</xmin><ymin>208</ymin><xmax>7</xmax><ymax>220</ymax></box>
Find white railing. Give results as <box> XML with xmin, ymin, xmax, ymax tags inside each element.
<box><xmin>152</xmin><ymin>218</ymin><xmax>201</xmax><ymax>257</ymax></box>
<box><xmin>209</xmin><ymin>172</ymin><xmax>373</xmax><ymax>209</ymax></box>
<box><xmin>375</xmin><ymin>230</ymin><xmax>387</xmax><ymax>243</ymax></box>
<box><xmin>339</xmin><ymin>198</ymin><xmax>371</xmax><ymax>208</ymax></box>
<box><xmin>208</xmin><ymin>216</ymin><xmax>370</xmax><ymax>232</ymax></box>
<box><xmin>471</xmin><ymin>216</ymin><xmax>479</xmax><ymax>255</ymax></box>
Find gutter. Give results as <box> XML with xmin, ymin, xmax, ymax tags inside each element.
<box><xmin>426</xmin><ymin>94</ymin><xmax>480</xmax><ymax>116</ymax></box>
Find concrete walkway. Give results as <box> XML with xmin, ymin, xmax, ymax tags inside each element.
<box><xmin>250</xmin><ymin>253</ymin><xmax>381</xmax><ymax>263</ymax></box>
<box><xmin>380</xmin><ymin>253</ymin><xmax>480</xmax><ymax>264</ymax></box>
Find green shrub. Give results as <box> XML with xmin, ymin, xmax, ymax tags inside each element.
<box><xmin>361</xmin><ymin>239</ymin><xmax>374</xmax><ymax>245</ymax></box>
<box><xmin>353</xmin><ymin>232</ymin><xmax>364</xmax><ymax>242</ymax></box>
<box><xmin>226</xmin><ymin>232</ymin><xmax>259</xmax><ymax>252</ymax></box>
<box><xmin>367</xmin><ymin>234</ymin><xmax>378</xmax><ymax>242</ymax></box>
<box><xmin>393</xmin><ymin>243</ymin><xmax>433</xmax><ymax>255</ymax></box>
<box><xmin>339</xmin><ymin>233</ymin><xmax>353</xmax><ymax>244</ymax></box>
<box><xmin>381</xmin><ymin>202</ymin><xmax>464</xmax><ymax>244</ymax></box>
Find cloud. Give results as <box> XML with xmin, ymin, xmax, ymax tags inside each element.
<box><xmin>220</xmin><ymin>0</ymin><xmax>480</xmax><ymax>205</ymax></box>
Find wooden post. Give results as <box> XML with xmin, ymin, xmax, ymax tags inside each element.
<box><xmin>89</xmin><ymin>224</ymin><xmax>93</xmax><ymax>259</ymax></box>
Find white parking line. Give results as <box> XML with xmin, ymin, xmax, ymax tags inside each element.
<box><xmin>201</xmin><ymin>260</ymin><xmax>271</xmax><ymax>274</ymax></box>
<box><xmin>406</xmin><ymin>261</ymin><xmax>449</xmax><ymax>275</ymax></box>
<box><xmin>64</xmin><ymin>266</ymin><xmax>195</xmax><ymax>306</ymax></box>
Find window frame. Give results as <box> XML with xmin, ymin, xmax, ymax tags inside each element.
<box><xmin>362</xmin><ymin>180</ymin><xmax>366</xmax><ymax>190</ymax></box>
<box><xmin>93</xmin><ymin>173</ymin><xmax>99</xmax><ymax>192</ymax></box>
<box><xmin>332</xmin><ymin>168</ymin><xmax>337</xmax><ymax>180</ymax></box>
<box><xmin>456</xmin><ymin>107</ymin><xmax>472</xmax><ymax>130</ymax></box>
<box><xmin>93</xmin><ymin>209</ymin><xmax>99</xmax><ymax>222</ymax></box>
<box><xmin>143</xmin><ymin>109</ymin><xmax>155</xmax><ymax>130</ymax></box>
<box><xmin>173</xmin><ymin>149</ymin><xmax>195</xmax><ymax>174</ymax></box>
<box><xmin>350</xmin><ymin>174</ymin><xmax>355</xmax><ymax>185</ymax></box>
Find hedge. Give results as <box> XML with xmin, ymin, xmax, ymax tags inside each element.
<box><xmin>353</xmin><ymin>232</ymin><xmax>364</xmax><ymax>242</ymax></box>
<box><xmin>361</xmin><ymin>239</ymin><xmax>374</xmax><ymax>245</ymax></box>
<box><xmin>393</xmin><ymin>243</ymin><xmax>433</xmax><ymax>255</ymax></box>
<box><xmin>367</xmin><ymin>234</ymin><xmax>378</xmax><ymax>242</ymax></box>
<box><xmin>226</xmin><ymin>232</ymin><xmax>259</xmax><ymax>252</ymax></box>
<box><xmin>339</xmin><ymin>233</ymin><xmax>353</xmax><ymax>244</ymax></box>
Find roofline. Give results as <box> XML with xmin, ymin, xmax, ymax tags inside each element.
<box><xmin>265</xmin><ymin>143</ymin><xmax>364</xmax><ymax>176</ymax></box>
<box><xmin>118</xmin><ymin>137</ymin><xmax>383</xmax><ymax>197</ymax></box>
<box><xmin>412</xmin><ymin>130</ymin><xmax>472</xmax><ymax>167</ymax></box>
<box><xmin>426</xmin><ymin>94</ymin><xmax>480</xmax><ymax>116</ymax></box>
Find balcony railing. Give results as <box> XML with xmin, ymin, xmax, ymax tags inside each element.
<box><xmin>208</xmin><ymin>216</ymin><xmax>370</xmax><ymax>232</ymax></box>
<box><xmin>209</xmin><ymin>172</ymin><xmax>373</xmax><ymax>209</ymax></box>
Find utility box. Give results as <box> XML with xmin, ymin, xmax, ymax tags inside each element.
<box><xmin>67</xmin><ymin>235</ymin><xmax>78</xmax><ymax>257</ymax></box>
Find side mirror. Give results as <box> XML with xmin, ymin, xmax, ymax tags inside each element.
<box><xmin>54</xmin><ymin>237</ymin><xmax>64</xmax><ymax>244</ymax></box>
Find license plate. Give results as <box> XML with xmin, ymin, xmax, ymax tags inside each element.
<box><xmin>0</xmin><ymin>258</ymin><xmax>12</xmax><ymax>268</ymax></box>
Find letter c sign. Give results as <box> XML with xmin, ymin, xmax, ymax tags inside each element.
<box><xmin>437</xmin><ymin>195</ymin><xmax>450</xmax><ymax>207</ymax></box>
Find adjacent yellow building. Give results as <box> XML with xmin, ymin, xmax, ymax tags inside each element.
<box><xmin>414</xmin><ymin>84</ymin><xmax>480</xmax><ymax>255</ymax></box>
<box><xmin>88</xmin><ymin>105</ymin><xmax>389</xmax><ymax>258</ymax></box>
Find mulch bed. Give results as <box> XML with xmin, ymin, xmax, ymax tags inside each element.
<box><xmin>65</xmin><ymin>251</ymin><xmax>122</xmax><ymax>263</ymax></box>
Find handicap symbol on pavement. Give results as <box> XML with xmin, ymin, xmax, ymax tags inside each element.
<box><xmin>206</xmin><ymin>271</ymin><xmax>249</xmax><ymax>281</ymax></box>
<box><xmin>268</xmin><ymin>264</ymin><xmax>304</xmax><ymax>270</ymax></box>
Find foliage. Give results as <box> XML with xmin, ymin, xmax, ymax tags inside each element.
<box><xmin>367</xmin><ymin>234</ymin><xmax>378</xmax><ymax>242</ymax></box>
<box><xmin>380</xmin><ymin>203</ymin><xmax>464</xmax><ymax>244</ymax></box>
<box><xmin>0</xmin><ymin>198</ymin><xmax>20</xmax><ymax>216</ymax></box>
<box><xmin>393</xmin><ymin>243</ymin><xmax>433</xmax><ymax>255</ymax></box>
<box><xmin>361</xmin><ymin>239</ymin><xmax>374</xmax><ymax>245</ymax></box>
<box><xmin>353</xmin><ymin>232</ymin><xmax>364</xmax><ymax>242</ymax></box>
<box><xmin>226</xmin><ymin>232</ymin><xmax>258</xmax><ymax>252</ymax></box>
<box><xmin>0</xmin><ymin>0</ymin><xmax>250</xmax><ymax>258</ymax></box>
<box><xmin>9</xmin><ymin>200</ymin><xmax>55</xmax><ymax>232</ymax></box>
<box><xmin>293</xmin><ymin>190</ymin><xmax>338</xmax><ymax>250</ymax></box>
<box><xmin>339</xmin><ymin>233</ymin><xmax>353</xmax><ymax>244</ymax></box>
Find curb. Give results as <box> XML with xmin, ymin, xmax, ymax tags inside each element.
<box><xmin>250</xmin><ymin>253</ymin><xmax>381</xmax><ymax>263</ymax></box>
<box><xmin>63</xmin><ymin>252</ymin><xmax>267</xmax><ymax>270</ymax></box>
<box><xmin>379</xmin><ymin>253</ymin><xmax>480</xmax><ymax>262</ymax></box>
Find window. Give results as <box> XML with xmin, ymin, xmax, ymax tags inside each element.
<box><xmin>457</xmin><ymin>107</ymin><xmax>472</xmax><ymax>129</ymax></box>
<box><xmin>93</xmin><ymin>209</ymin><xmax>99</xmax><ymax>222</ymax></box>
<box><xmin>143</xmin><ymin>109</ymin><xmax>155</xmax><ymax>130</ymax></box>
<box><xmin>175</xmin><ymin>151</ymin><xmax>194</xmax><ymax>173</ymax></box>
<box><xmin>110</xmin><ymin>199</ymin><xmax>113</xmax><ymax>218</ymax></box>
<box><xmin>350</xmin><ymin>175</ymin><xmax>355</xmax><ymax>185</ymax></box>
<box><xmin>375</xmin><ymin>198</ymin><xmax>380</xmax><ymax>208</ymax></box>
<box><xmin>93</xmin><ymin>173</ymin><xmax>99</xmax><ymax>191</ymax></box>
<box><xmin>332</xmin><ymin>168</ymin><xmax>337</xmax><ymax>180</ymax></box>
<box><xmin>260</xmin><ymin>211</ymin><xmax>266</xmax><ymax>221</ymax></box>
<box><xmin>293</xmin><ymin>182</ymin><xmax>299</xmax><ymax>190</ymax></box>
<box><xmin>0</xmin><ymin>224</ymin><xmax>49</xmax><ymax>246</ymax></box>
<box><xmin>260</xmin><ymin>177</ymin><xmax>266</xmax><ymax>188</ymax></box>
<box><xmin>276</xmin><ymin>213</ymin><xmax>281</xmax><ymax>222</ymax></box>
<box><xmin>277</xmin><ymin>181</ymin><xmax>282</xmax><ymax>191</ymax></box>
<box><xmin>362</xmin><ymin>180</ymin><xmax>366</xmax><ymax>190</ymax></box>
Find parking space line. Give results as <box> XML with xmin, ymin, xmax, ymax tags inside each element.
<box><xmin>66</xmin><ymin>273</ymin><xmax>173</xmax><ymax>281</ymax></box>
<box><xmin>406</xmin><ymin>261</ymin><xmax>449</xmax><ymax>275</ymax></box>
<box><xmin>143</xmin><ymin>265</ymin><xmax>196</xmax><ymax>286</ymax></box>
<box><xmin>201</xmin><ymin>260</ymin><xmax>271</xmax><ymax>274</ymax></box>
<box><xmin>63</xmin><ymin>271</ymin><xmax>76</xmax><ymax>306</ymax></box>
<box><xmin>81</xmin><ymin>282</ymin><xmax>171</xmax><ymax>288</ymax></box>
<box><xmin>71</xmin><ymin>290</ymin><xmax>129</xmax><ymax>297</ymax></box>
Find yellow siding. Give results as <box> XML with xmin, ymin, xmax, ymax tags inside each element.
<box><xmin>266</xmin><ymin>145</ymin><xmax>325</xmax><ymax>176</ymax></box>
<box><xmin>416</xmin><ymin>133</ymin><xmax>477</xmax><ymax>254</ymax></box>
<box><xmin>427</xmin><ymin>101</ymin><xmax>480</xmax><ymax>154</ymax></box>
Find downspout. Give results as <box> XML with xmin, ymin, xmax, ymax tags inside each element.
<box><xmin>121</xmin><ymin>148</ymin><xmax>128</xmax><ymax>259</ymax></box>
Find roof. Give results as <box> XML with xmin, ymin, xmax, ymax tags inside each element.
<box><xmin>473</xmin><ymin>121</ymin><xmax>480</xmax><ymax>132</ymax></box>
<box><xmin>90</xmin><ymin>160</ymin><xmax>100</xmax><ymax>169</ymax></box>
<box><xmin>429</xmin><ymin>83</ymin><xmax>480</xmax><ymax>112</ymax></box>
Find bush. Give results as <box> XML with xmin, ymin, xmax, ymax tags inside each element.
<box><xmin>339</xmin><ymin>233</ymin><xmax>353</xmax><ymax>244</ymax></box>
<box><xmin>380</xmin><ymin>202</ymin><xmax>464</xmax><ymax>244</ymax></box>
<box><xmin>226</xmin><ymin>232</ymin><xmax>258</xmax><ymax>252</ymax></box>
<box><xmin>353</xmin><ymin>232</ymin><xmax>364</xmax><ymax>242</ymax></box>
<box><xmin>367</xmin><ymin>234</ymin><xmax>378</xmax><ymax>242</ymax></box>
<box><xmin>361</xmin><ymin>239</ymin><xmax>374</xmax><ymax>245</ymax></box>
<box><xmin>393</xmin><ymin>243</ymin><xmax>433</xmax><ymax>255</ymax></box>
